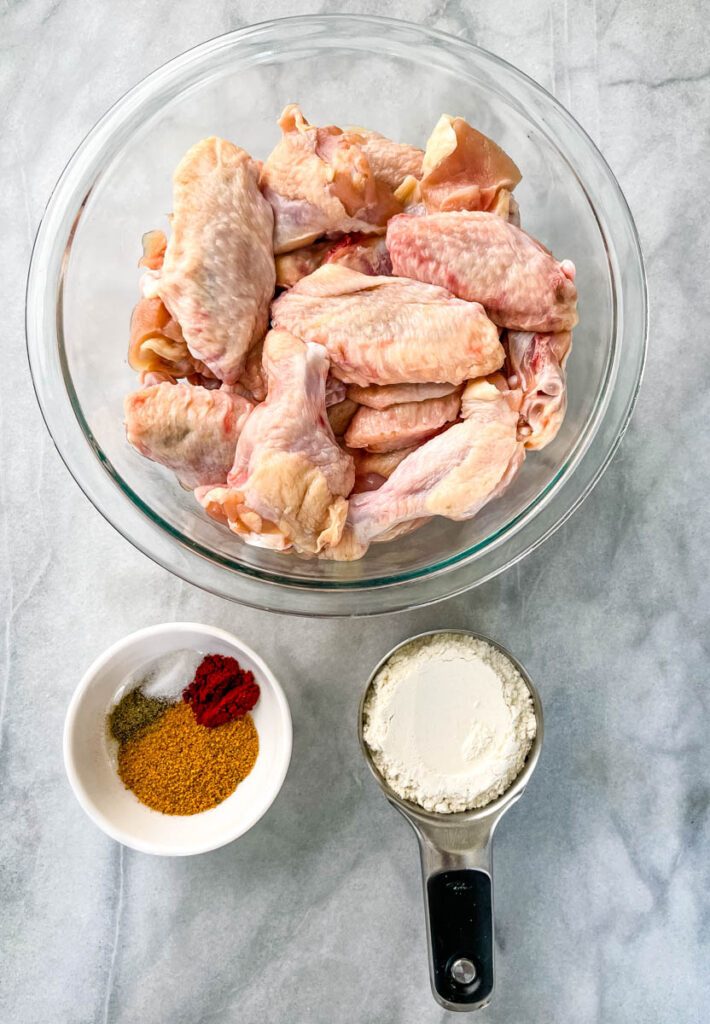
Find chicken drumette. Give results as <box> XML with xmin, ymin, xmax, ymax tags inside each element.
<box><xmin>197</xmin><ymin>330</ymin><xmax>354</xmax><ymax>554</ymax></box>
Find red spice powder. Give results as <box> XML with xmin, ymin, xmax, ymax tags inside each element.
<box><xmin>183</xmin><ymin>654</ymin><xmax>260</xmax><ymax>728</ymax></box>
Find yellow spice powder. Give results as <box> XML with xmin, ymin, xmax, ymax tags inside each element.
<box><xmin>117</xmin><ymin>701</ymin><xmax>258</xmax><ymax>815</ymax></box>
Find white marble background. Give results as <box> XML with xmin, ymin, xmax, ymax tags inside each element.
<box><xmin>2</xmin><ymin>1</ymin><xmax>708</xmax><ymax>1022</ymax></box>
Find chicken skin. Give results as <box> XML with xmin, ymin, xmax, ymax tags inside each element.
<box><xmin>275</xmin><ymin>234</ymin><xmax>392</xmax><ymax>289</ymax></box>
<box><xmin>325</xmin><ymin>234</ymin><xmax>392</xmax><ymax>276</ymax></box>
<box><xmin>145</xmin><ymin>138</ymin><xmax>275</xmax><ymax>384</ymax></box>
<box><xmin>238</xmin><ymin>338</ymin><xmax>267</xmax><ymax>402</ymax></box>
<box><xmin>418</xmin><ymin>114</ymin><xmax>521</xmax><ymax>213</ymax></box>
<box><xmin>197</xmin><ymin>330</ymin><xmax>354</xmax><ymax>554</ymax></box>
<box><xmin>275</xmin><ymin>240</ymin><xmax>334</xmax><ymax>288</ymax></box>
<box><xmin>329</xmin><ymin>380</ymin><xmax>524</xmax><ymax>559</ymax></box>
<box><xmin>387</xmin><ymin>211</ymin><xmax>578</xmax><ymax>332</ymax></box>
<box><xmin>327</xmin><ymin>398</ymin><xmax>359</xmax><ymax>437</ymax></box>
<box><xmin>347</xmin><ymin>127</ymin><xmax>424</xmax><ymax>191</ymax></box>
<box><xmin>346</xmin><ymin>381</ymin><xmax>459</xmax><ymax>409</ymax></box>
<box><xmin>271</xmin><ymin>264</ymin><xmax>503</xmax><ymax>387</ymax></box>
<box><xmin>124</xmin><ymin>382</ymin><xmax>253</xmax><ymax>490</ymax></box>
<box><xmin>351</xmin><ymin>445</ymin><xmax>420</xmax><ymax>493</ymax></box>
<box><xmin>128</xmin><ymin>296</ymin><xmax>212</xmax><ymax>384</ymax></box>
<box><xmin>345</xmin><ymin>391</ymin><xmax>461</xmax><ymax>452</ymax></box>
<box><xmin>261</xmin><ymin>106</ymin><xmax>401</xmax><ymax>254</ymax></box>
<box><xmin>129</xmin><ymin>232</ymin><xmax>216</xmax><ymax>384</ymax></box>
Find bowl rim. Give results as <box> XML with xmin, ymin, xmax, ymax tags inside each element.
<box><xmin>27</xmin><ymin>14</ymin><xmax>648</xmax><ymax>615</ymax></box>
<box><xmin>63</xmin><ymin>621</ymin><xmax>293</xmax><ymax>856</ymax></box>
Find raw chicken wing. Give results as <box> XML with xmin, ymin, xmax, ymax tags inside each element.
<box><xmin>346</xmin><ymin>381</ymin><xmax>459</xmax><ymax>409</ymax></box>
<box><xmin>506</xmin><ymin>330</ymin><xmax>572</xmax><ymax>449</ymax></box>
<box><xmin>128</xmin><ymin>296</ymin><xmax>213</xmax><ymax>383</ymax></box>
<box><xmin>124</xmin><ymin>382</ymin><xmax>253</xmax><ymax>490</ymax></box>
<box><xmin>261</xmin><ymin>106</ymin><xmax>401</xmax><ymax>254</ymax></box>
<box><xmin>271</xmin><ymin>264</ymin><xmax>504</xmax><ymax>387</ymax></box>
<box><xmin>130</xmin><ymin>232</ymin><xmax>216</xmax><ymax>383</ymax></box>
<box><xmin>329</xmin><ymin>380</ymin><xmax>524</xmax><ymax>559</ymax></box>
<box><xmin>275</xmin><ymin>240</ymin><xmax>334</xmax><ymax>288</ymax></box>
<box><xmin>387</xmin><ymin>211</ymin><xmax>578</xmax><ymax>332</ymax></box>
<box><xmin>345</xmin><ymin>391</ymin><xmax>461</xmax><ymax>452</ymax></box>
<box><xmin>147</xmin><ymin>138</ymin><xmax>275</xmax><ymax>384</ymax></box>
<box><xmin>352</xmin><ymin>446</ymin><xmax>419</xmax><ymax>492</ymax></box>
<box><xmin>123</xmin><ymin>109</ymin><xmax>580</xmax><ymax>563</ymax></box>
<box><xmin>327</xmin><ymin>398</ymin><xmax>359</xmax><ymax>437</ymax></box>
<box><xmin>325</xmin><ymin>376</ymin><xmax>347</xmax><ymax>407</ymax></box>
<box><xmin>326</xmin><ymin>234</ymin><xmax>392</xmax><ymax>276</ymax></box>
<box><xmin>275</xmin><ymin>234</ymin><xmax>392</xmax><ymax>288</ymax></box>
<box><xmin>418</xmin><ymin>114</ymin><xmax>521</xmax><ymax>213</ymax></box>
<box><xmin>198</xmin><ymin>330</ymin><xmax>354</xmax><ymax>554</ymax></box>
<box><xmin>238</xmin><ymin>339</ymin><xmax>267</xmax><ymax>402</ymax></box>
<box><xmin>346</xmin><ymin>128</ymin><xmax>424</xmax><ymax>191</ymax></box>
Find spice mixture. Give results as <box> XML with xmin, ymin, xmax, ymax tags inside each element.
<box><xmin>107</xmin><ymin>651</ymin><xmax>260</xmax><ymax>815</ymax></box>
<box><xmin>117</xmin><ymin>702</ymin><xmax>258</xmax><ymax>815</ymax></box>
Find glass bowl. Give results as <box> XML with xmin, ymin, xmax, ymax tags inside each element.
<box><xmin>26</xmin><ymin>15</ymin><xmax>647</xmax><ymax>616</ymax></box>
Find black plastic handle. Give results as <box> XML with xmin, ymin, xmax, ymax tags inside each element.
<box><xmin>426</xmin><ymin>869</ymin><xmax>494</xmax><ymax>1009</ymax></box>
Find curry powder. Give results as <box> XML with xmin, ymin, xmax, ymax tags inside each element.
<box><xmin>117</xmin><ymin>701</ymin><xmax>258</xmax><ymax>815</ymax></box>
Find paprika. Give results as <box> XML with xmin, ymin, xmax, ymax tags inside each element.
<box><xmin>183</xmin><ymin>653</ymin><xmax>260</xmax><ymax>728</ymax></box>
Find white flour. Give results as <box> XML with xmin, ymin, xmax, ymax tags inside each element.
<box><xmin>363</xmin><ymin>634</ymin><xmax>536</xmax><ymax>813</ymax></box>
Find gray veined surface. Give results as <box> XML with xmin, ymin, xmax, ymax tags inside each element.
<box><xmin>2</xmin><ymin>1</ymin><xmax>709</xmax><ymax>1022</ymax></box>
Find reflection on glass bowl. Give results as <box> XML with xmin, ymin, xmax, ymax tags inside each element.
<box><xmin>26</xmin><ymin>15</ymin><xmax>647</xmax><ymax>615</ymax></box>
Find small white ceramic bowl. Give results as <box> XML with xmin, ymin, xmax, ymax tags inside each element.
<box><xmin>64</xmin><ymin>622</ymin><xmax>292</xmax><ymax>856</ymax></box>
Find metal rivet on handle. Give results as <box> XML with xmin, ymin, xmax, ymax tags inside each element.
<box><xmin>450</xmin><ymin>958</ymin><xmax>477</xmax><ymax>985</ymax></box>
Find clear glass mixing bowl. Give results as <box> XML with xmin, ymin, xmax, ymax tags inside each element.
<box><xmin>26</xmin><ymin>15</ymin><xmax>647</xmax><ymax>616</ymax></box>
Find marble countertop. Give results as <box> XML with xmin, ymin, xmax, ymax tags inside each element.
<box><xmin>2</xmin><ymin>1</ymin><xmax>708</xmax><ymax>1021</ymax></box>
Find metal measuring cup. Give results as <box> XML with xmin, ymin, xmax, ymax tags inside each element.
<box><xmin>358</xmin><ymin>629</ymin><xmax>544</xmax><ymax>1012</ymax></box>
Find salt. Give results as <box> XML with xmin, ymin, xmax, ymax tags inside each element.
<box><xmin>125</xmin><ymin>649</ymin><xmax>205</xmax><ymax>702</ymax></box>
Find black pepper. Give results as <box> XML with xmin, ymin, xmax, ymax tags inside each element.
<box><xmin>107</xmin><ymin>687</ymin><xmax>169</xmax><ymax>745</ymax></box>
